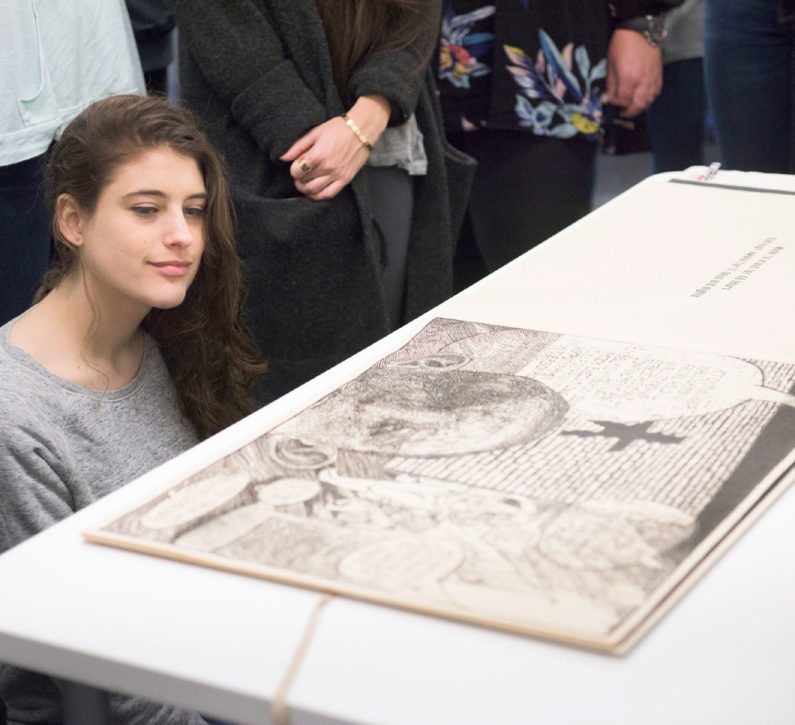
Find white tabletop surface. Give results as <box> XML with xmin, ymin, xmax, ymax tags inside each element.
<box><xmin>0</xmin><ymin>169</ymin><xmax>793</xmax><ymax>724</ymax></box>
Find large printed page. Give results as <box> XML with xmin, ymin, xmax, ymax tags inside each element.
<box><xmin>449</xmin><ymin>169</ymin><xmax>795</xmax><ymax>365</ymax></box>
<box><xmin>86</xmin><ymin>317</ymin><xmax>795</xmax><ymax>651</ymax></box>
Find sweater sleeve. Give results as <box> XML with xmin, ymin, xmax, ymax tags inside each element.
<box><xmin>347</xmin><ymin>0</ymin><xmax>442</xmax><ymax>126</ymax></box>
<box><xmin>0</xmin><ymin>392</ymin><xmax>211</xmax><ymax>725</ymax></box>
<box><xmin>608</xmin><ymin>0</ymin><xmax>684</xmax><ymax>21</ymax></box>
<box><xmin>0</xmin><ymin>406</ymin><xmax>75</xmax><ymax>554</ymax></box>
<box><xmin>174</xmin><ymin>0</ymin><xmax>329</xmax><ymax>157</ymax></box>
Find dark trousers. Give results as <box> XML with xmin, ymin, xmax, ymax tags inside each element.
<box><xmin>0</xmin><ymin>153</ymin><xmax>51</xmax><ymax>324</ymax></box>
<box><xmin>705</xmin><ymin>0</ymin><xmax>795</xmax><ymax>172</ymax></box>
<box><xmin>361</xmin><ymin>165</ymin><xmax>414</xmax><ymax>331</ymax></box>
<box><xmin>446</xmin><ymin>130</ymin><xmax>597</xmax><ymax>291</ymax></box>
<box><xmin>648</xmin><ymin>57</ymin><xmax>708</xmax><ymax>173</ymax></box>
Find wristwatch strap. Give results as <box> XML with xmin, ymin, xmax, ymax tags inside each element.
<box><xmin>615</xmin><ymin>14</ymin><xmax>668</xmax><ymax>48</ymax></box>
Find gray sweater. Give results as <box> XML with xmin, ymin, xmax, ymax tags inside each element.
<box><xmin>0</xmin><ymin>318</ymin><xmax>206</xmax><ymax>724</ymax></box>
<box><xmin>663</xmin><ymin>0</ymin><xmax>704</xmax><ymax>64</ymax></box>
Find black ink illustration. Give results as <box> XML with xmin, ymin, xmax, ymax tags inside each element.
<box><xmin>86</xmin><ymin>318</ymin><xmax>795</xmax><ymax>651</ymax></box>
<box><xmin>561</xmin><ymin>421</ymin><xmax>687</xmax><ymax>451</ymax></box>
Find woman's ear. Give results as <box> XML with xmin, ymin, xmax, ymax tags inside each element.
<box><xmin>55</xmin><ymin>194</ymin><xmax>86</xmax><ymax>247</ymax></box>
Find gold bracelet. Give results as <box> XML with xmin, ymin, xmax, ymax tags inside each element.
<box><xmin>342</xmin><ymin>113</ymin><xmax>373</xmax><ymax>151</ymax></box>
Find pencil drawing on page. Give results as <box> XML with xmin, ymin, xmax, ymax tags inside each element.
<box><xmin>87</xmin><ymin>318</ymin><xmax>795</xmax><ymax>650</ymax></box>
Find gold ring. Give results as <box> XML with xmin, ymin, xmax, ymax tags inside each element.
<box><xmin>298</xmin><ymin>158</ymin><xmax>311</xmax><ymax>173</ymax></box>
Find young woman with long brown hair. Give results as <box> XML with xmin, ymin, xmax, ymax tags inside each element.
<box><xmin>176</xmin><ymin>0</ymin><xmax>474</xmax><ymax>403</ymax></box>
<box><xmin>0</xmin><ymin>93</ymin><xmax>262</xmax><ymax>724</ymax></box>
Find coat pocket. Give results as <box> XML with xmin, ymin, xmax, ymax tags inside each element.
<box><xmin>16</xmin><ymin>4</ymin><xmax>59</xmax><ymax>129</ymax></box>
<box><xmin>232</xmin><ymin>192</ymin><xmax>387</xmax><ymax>399</ymax></box>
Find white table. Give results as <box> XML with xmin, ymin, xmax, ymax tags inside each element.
<box><xmin>1</xmin><ymin>169</ymin><xmax>794</xmax><ymax>724</ymax></box>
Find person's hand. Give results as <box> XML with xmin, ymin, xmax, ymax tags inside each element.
<box><xmin>280</xmin><ymin>117</ymin><xmax>368</xmax><ymax>199</ymax></box>
<box><xmin>605</xmin><ymin>29</ymin><xmax>663</xmax><ymax>118</ymax></box>
<box><xmin>280</xmin><ymin>95</ymin><xmax>390</xmax><ymax>200</ymax></box>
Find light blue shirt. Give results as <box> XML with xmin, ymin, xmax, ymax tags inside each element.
<box><xmin>0</xmin><ymin>0</ymin><xmax>145</xmax><ymax>166</ymax></box>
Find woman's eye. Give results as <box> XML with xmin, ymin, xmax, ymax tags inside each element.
<box><xmin>131</xmin><ymin>205</ymin><xmax>158</xmax><ymax>216</ymax></box>
<box><xmin>184</xmin><ymin>206</ymin><xmax>207</xmax><ymax>218</ymax></box>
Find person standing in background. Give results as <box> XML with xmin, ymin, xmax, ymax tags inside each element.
<box><xmin>647</xmin><ymin>0</ymin><xmax>706</xmax><ymax>173</ymax></box>
<box><xmin>126</xmin><ymin>0</ymin><xmax>177</xmax><ymax>95</ymax></box>
<box><xmin>438</xmin><ymin>0</ymin><xmax>683</xmax><ymax>290</ymax></box>
<box><xmin>176</xmin><ymin>0</ymin><xmax>473</xmax><ymax>404</ymax></box>
<box><xmin>0</xmin><ymin>0</ymin><xmax>144</xmax><ymax>326</ymax></box>
<box><xmin>704</xmin><ymin>0</ymin><xmax>795</xmax><ymax>172</ymax></box>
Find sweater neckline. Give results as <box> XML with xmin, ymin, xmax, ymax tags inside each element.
<box><xmin>1</xmin><ymin>315</ymin><xmax>156</xmax><ymax>401</ymax></box>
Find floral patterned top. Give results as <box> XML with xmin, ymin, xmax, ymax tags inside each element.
<box><xmin>438</xmin><ymin>0</ymin><xmax>680</xmax><ymax>138</ymax></box>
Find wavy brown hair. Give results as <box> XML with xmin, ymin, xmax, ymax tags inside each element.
<box><xmin>315</xmin><ymin>0</ymin><xmax>431</xmax><ymax>105</ymax></box>
<box><xmin>40</xmin><ymin>94</ymin><xmax>265</xmax><ymax>439</ymax></box>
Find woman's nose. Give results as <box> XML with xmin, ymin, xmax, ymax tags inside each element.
<box><xmin>164</xmin><ymin>209</ymin><xmax>193</xmax><ymax>246</ymax></box>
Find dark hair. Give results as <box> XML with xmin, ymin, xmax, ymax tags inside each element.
<box><xmin>41</xmin><ymin>94</ymin><xmax>264</xmax><ymax>439</ymax></box>
<box><xmin>315</xmin><ymin>0</ymin><xmax>430</xmax><ymax>106</ymax></box>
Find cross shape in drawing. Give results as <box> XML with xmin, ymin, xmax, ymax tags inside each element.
<box><xmin>560</xmin><ymin>420</ymin><xmax>686</xmax><ymax>452</ymax></box>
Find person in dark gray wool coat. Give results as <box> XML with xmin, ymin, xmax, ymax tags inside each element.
<box><xmin>175</xmin><ymin>0</ymin><xmax>475</xmax><ymax>404</ymax></box>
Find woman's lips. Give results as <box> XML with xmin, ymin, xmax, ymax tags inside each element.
<box><xmin>150</xmin><ymin>260</ymin><xmax>191</xmax><ymax>276</ymax></box>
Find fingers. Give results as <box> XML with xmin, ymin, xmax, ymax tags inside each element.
<box><xmin>290</xmin><ymin>155</ymin><xmax>315</xmax><ymax>181</ymax></box>
<box><xmin>304</xmin><ymin>179</ymin><xmax>345</xmax><ymax>200</ymax></box>
<box><xmin>612</xmin><ymin>71</ymin><xmax>662</xmax><ymax>117</ymax></box>
<box><xmin>605</xmin><ymin>67</ymin><xmax>617</xmax><ymax>107</ymax></box>
<box><xmin>280</xmin><ymin>131</ymin><xmax>315</xmax><ymax>163</ymax></box>
<box><xmin>605</xmin><ymin>56</ymin><xmax>626</xmax><ymax>107</ymax></box>
<box><xmin>609</xmin><ymin>78</ymin><xmax>660</xmax><ymax>118</ymax></box>
<box><xmin>609</xmin><ymin>89</ymin><xmax>648</xmax><ymax>119</ymax></box>
<box><xmin>605</xmin><ymin>65</ymin><xmax>660</xmax><ymax>117</ymax></box>
<box><xmin>289</xmin><ymin>154</ymin><xmax>341</xmax><ymax>194</ymax></box>
<box><xmin>293</xmin><ymin>170</ymin><xmax>347</xmax><ymax>200</ymax></box>
<box><xmin>282</xmin><ymin>115</ymin><xmax>371</xmax><ymax>198</ymax></box>
<box><xmin>619</xmin><ymin>100</ymin><xmax>648</xmax><ymax>119</ymax></box>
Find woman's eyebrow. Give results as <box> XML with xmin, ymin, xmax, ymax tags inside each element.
<box><xmin>123</xmin><ymin>189</ymin><xmax>166</xmax><ymax>198</ymax></box>
<box><xmin>122</xmin><ymin>190</ymin><xmax>208</xmax><ymax>199</ymax></box>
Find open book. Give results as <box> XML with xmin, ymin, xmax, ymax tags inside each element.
<box><xmin>85</xmin><ymin>170</ymin><xmax>795</xmax><ymax>652</ymax></box>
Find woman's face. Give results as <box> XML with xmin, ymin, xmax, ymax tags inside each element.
<box><xmin>68</xmin><ymin>147</ymin><xmax>207</xmax><ymax>316</ymax></box>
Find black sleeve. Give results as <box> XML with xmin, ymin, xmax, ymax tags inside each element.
<box><xmin>608</xmin><ymin>0</ymin><xmax>684</xmax><ymax>21</ymax></box>
<box><xmin>174</xmin><ymin>0</ymin><xmax>328</xmax><ymax>157</ymax></box>
<box><xmin>347</xmin><ymin>0</ymin><xmax>443</xmax><ymax>126</ymax></box>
